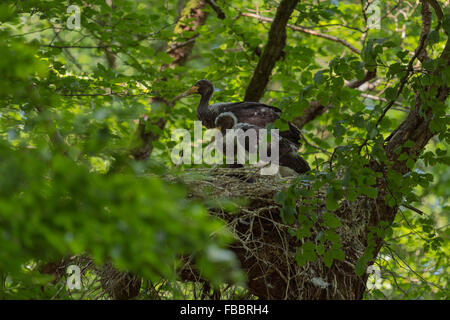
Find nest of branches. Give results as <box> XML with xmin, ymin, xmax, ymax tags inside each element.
<box><xmin>42</xmin><ymin>167</ymin><xmax>374</xmax><ymax>300</ymax></box>
<box><xmin>40</xmin><ymin>255</ymin><xmax>141</xmax><ymax>300</ymax></box>
<box><xmin>172</xmin><ymin>167</ymin><xmax>372</xmax><ymax>300</ymax></box>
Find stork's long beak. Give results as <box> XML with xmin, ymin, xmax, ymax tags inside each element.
<box><xmin>180</xmin><ymin>85</ymin><xmax>199</xmax><ymax>97</ymax></box>
<box><xmin>171</xmin><ymin>85</ymin><xmax>200</xmax><ymax>104</ymax></box>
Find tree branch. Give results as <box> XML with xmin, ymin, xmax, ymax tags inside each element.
<box><xmin>131</xmin><ymin>0</ymin><xmax>209</xmax><ymax>160</ymax></box>
<box><xmin>244</xmin><ymin>0</ymin><xmax>300</xmax><ymax>102</ymax></box>
<box><xmin>383</xmin><ymin>0</ymin><xmax>448</xmax><ymax>168</ymax></box>
<box><xmin>205</xmin><ymin>0</ymin><xmax>225</xmax><ymax>19</ymax></box>
<box><xmin>294</xmin><ymin>69</ymin><xmax>377</xmax><ymax>129</ymax></box>
<box><xmin>384</xmin><ymin>38</ymin><xmax>449</xmax><ymax>173</ymax></box>
<box><xmin>242</xmin><ymin>12</ymin><xmax>361</xmax><ymax>55</ymax></box>
<box><xmin>41</xmin><ymin>45</ymin><xmax>109</xmax><ymax>49</ymax></box>
<box><xmin>379</xmin><ymin>0</ymin><xmax>447</xmax><ymax>161</ymax></box>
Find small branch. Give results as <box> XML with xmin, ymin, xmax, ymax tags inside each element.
<box><xmin>301</xmin><ymin>134</ymin><xmax>331</xmax><ymax>155</ymax></box>
<box><xmin>400</xmin><ymin>204</ymin><xmax>424</xmax><ymax>216</ymax></box>
<box><xmin>58</xmin><ymin>91</ymin><xmax>148</xmax><ymax>98</ymax></box>
<box><xmin>294</xmin><ymin>101</ymin><xmax>326</xmax><ymax>129</ymax></box>
<box><xmin>242</xmin><ymin>12</ymin><xmax>361</xmax><ymax>55</ymax></box>
<box><xmin>167</xmin><ymin>35</ymin><xmax>199</xmax><ymax>53</ymax></box>
<box><xmin>360</xmin><ymin>93</ymin><xmax>406</xmax><ymax>109</ymax></box>
<box><xmin>10</xmin><ymin>27</ymin><xmax>54</xmax><ymax>37</ymax></box>
<box><xmin>35</xmin><ymin>105</ymin><xmax>67</xmax><ymax>153</ymax></box>
<box><xmin>297</xmin><ymin>23</ymin><xmax>364</xmax><ymax>33</ymax></box>
<box><xmin>347</xmin><ymin>69</ymin><xmax>377</xmax><ymax>89</ymax></box>
<box><xmin>207</xmin><ymin>2</ymin><xmax>262</xmax><ymax>56</ymax></box>
<box><xmin>295</xmin><ymin>69</ymin><xmax>377</xmax><ymax>129</ymax></box>
<box><xmin>51</xmin><ymin>27</ymin><xmax>83</xmax><ymax>70</ymax></box>
<box><xmin>205</xmin><ymin>0</ymin><xmax>226</xmax><ymax>19</ymax></box>
<box><xmin>41</xmin><ymin>44</ymin><xmax>108</xmax><ymax>49</ymax></box>
<box><xmin>384</xmin><ymin>2</ymin><xmax>449</xmax><ymax>173</ymax></box>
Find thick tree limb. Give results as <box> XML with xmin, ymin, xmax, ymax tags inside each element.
<box><xmin>347</xmin><ymin>69</ymin><xmax>377</xmax><ymax>89</ymax></box>
<box><xmin>298</xmin><ymin>2</ymin><xmax>448</xmax><ymax>299</ymax></box>
<box><xmin>357</xmin><ymin>2</ymin><xmax>449</xmax><ymax>298</ymax></box>
<box><xmin>385</xmin><ymin>38</ymin><xmax>449</xmax><ymax>173</ymax></box>
<box><xmin>361</xmin><ymin>0</ymin><xmax>438</xmax><ymax>156</ymax></box>
<box><xmin>244</xmin><ymin>0</ymin><xmax>300</xmax><ymax>102</ymax></box>
<box><xmin>294</xmin><ymin>101</ymin><xmax>326</xmax><ymax>129</ymax></box>
<box><xmin>166</xmin><ymin>1</ymin><xmax>208</xmax><ymax>68</ymax></box>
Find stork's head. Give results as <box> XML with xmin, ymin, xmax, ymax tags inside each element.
<box><xmin>214</xmin><ymin>112</ymin><xmax>237</xmax><ymax>130</ymax></box>
<box><xmin>183</xmin><ymin>79</ymin><xmax>214</xmax><ymax>97</ymax></box>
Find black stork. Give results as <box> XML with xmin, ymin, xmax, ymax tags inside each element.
<box><xmin>180</xmin><ymin>79</ymin><xmax>310</xmax><ymax>174</ymax></box>
<box><xmin>214</xmin><ymin>112</ymin><xmax>310</xmax><ymax>175</ymax></box>
<box><xmin>181</xmin><ymin>79</ymin><xmax>303</xmax><ymax>147</ymax></box>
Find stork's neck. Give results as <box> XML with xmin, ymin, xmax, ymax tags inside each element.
<box><xmin>197</xmin><ymin>88</ymin><xmax>214</xmax><ymax>122</ymax></box>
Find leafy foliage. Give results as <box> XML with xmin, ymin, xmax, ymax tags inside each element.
<box><xmin>0</xmin><ymin>0</ymin><xmax>448</xmax><ymax>299</ymax></box>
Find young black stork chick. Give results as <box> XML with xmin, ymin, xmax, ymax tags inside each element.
<box><xmin>214</xmin><ymin>112</ymin><xmax>310</xmax><ymax>175</ymax></box>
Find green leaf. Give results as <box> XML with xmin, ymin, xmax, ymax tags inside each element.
<box><xmin>314</xmin><ymin>70</ymin><xmax>326</xmax><ymax>84</ymax></box>
<box><xmin>316</xmin><ymin>243</ymin><xmax>325</xmax><ymax>255</ymax></box>
<box><xmin>296</xmin><ymin>250</ymin><xmax>307</xmax><ymax>267</ymax></box>
<box><xmin>385</xmin><ymin>87</ymin><xmax>397</xmax><ymax>100</ymax></box>
<box><xmin>443</xmin><ymin>15</ymin><xmax>450</xmax><ymax>34</ymax></box>
<box><xmin>406</xmin><ymin>158</ymin><xmax>415</xmax><ymax>169</ymax></box>
<box><xmin>397</xmin><ymin>153</ymin><xmax>409</xmax><ymax>161</ymax></box>
<box><xmin>322</xmin><ymin>212</ymin><xmax>342</xmax><ymax>228</ymax></box>
<box><xmin>331</xmin><ymin>248</ymin><xmax>345</xmax><ymax>261</ymax></box>
<box><xmin>361</xmin><ymin>186</ymin><xmax>378</xmax><ymax>199</ymax></box>
<box><xmin>323</xmin><ymin>250</ymin><xmax>334</xmax><ymax>268</ymax></box>
<box><xmin>302</xmin><ymin>242</ymin><xmax>317</xmax><ymax>262</ymax></box>
<box><xmin>326</xmin><ymin>196</ymin><xmax>339</xmax><ymax>211</ymax></box>
<box><xmin>355</xmin><ymin>259</ymin><xmax>367</xmax><ymax>276</ymax></box>
<box><xmin>428</xmin><ymin>30</ymin><xmax>440</xmax><ymax>45</ymax></box>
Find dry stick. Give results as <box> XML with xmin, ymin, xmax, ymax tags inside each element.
<box><xmin>244</xmin><ymin>0</ymin><xmax>300</xmax><ymax>102</ymax></box>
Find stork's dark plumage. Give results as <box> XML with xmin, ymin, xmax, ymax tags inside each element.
<box><xmin>182</xmin><ymin>79</ymin><xmax>303</xmax><ymax>147</ymax></box>
<box><xmin>181</xmin><ymin>79</ymin><xmax>310</xmax><ymax>174</ymax></box>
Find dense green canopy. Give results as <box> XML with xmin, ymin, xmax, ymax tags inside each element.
<box><xmin>0</xmin><ymin>0</ymin><xmax>448</xmax><ymax>299</ymax></box>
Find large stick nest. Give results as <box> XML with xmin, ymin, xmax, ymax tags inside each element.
<box><xmin>170</xmin><ymin>167</ymin><xmax>372</xmax><ymax>299</ymax></box>
<box><xmin>43</xmin><ymin>167</ymin><xmax>374</xmax><ymax>300</ymax></box>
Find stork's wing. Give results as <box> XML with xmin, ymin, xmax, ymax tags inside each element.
<box><xmin>212</xmin><ymin>102</ymin><xmax>281</xmax><ymax>128</ymax></box>
<box><xmin>278</xmin><ymin>140</ymin><xmax>310</xmax><ymax>174</ymax></box>
<box><xmin>211</xmin><ymin>102</ymin><xmax>301</xmax><ymax>146</ymax></box>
